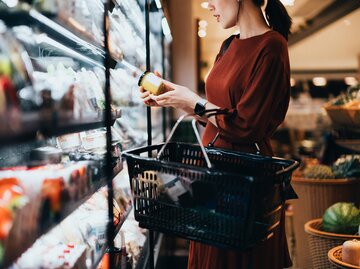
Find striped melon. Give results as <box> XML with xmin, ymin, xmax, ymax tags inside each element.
<box><xmin>322</xmin><ymin>202</ymin><xmax>360</xmax><ymax>235</ymax></box>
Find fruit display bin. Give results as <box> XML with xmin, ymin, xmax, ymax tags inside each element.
<box><xmin>328</xmin><ymin>246</ymin><xmax>360</xmax><ymax>269</ymax></box>
<box><xmin>304</xmin><ymin>219</ymin><xmax>360</xmax><ymax>269</ymax></box>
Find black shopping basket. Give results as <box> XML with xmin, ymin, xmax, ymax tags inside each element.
<box><xmin>122</xmin><ymin>114</ymin><xmax>299</xmax><ymax>250</ymax></box>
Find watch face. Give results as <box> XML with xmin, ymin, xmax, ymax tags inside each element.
<box><xmin>194</xmin><ymin>102</ymin><xmax>205</xmax><ymax>116</ymax></box>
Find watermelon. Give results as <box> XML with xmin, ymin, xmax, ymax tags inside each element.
<box><xmin>322</xmin><ymin>202</ymin><xmax>360</xmax><ymax>234</ymax></box>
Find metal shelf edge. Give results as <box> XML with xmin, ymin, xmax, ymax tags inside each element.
<box><xmin>0</xmin><ymin>110</ymin><xmax>121</xmax><ymax>147</ymax></box>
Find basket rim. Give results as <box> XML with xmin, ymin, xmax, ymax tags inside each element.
<box><xmin>324</xmin><ymin>105</ymin><xmax>346</xmax><ymax>110</ymax></box>
<box><xmin>122</xmin><ymin>142</ymin><xmax>299</xmax><ymax>177</ymax></box>
<box><xmin>328</xmin><ymin>246</ymin><xmax>360</xmax><ymax>269</ymax></box>
<box><xmin>292</xmin><ymin>176</ymin><xmax>360</xmax><ymax>185</ymax></box>
<box><xmin>304</xmin><ymin>219</ymin><xmax>360</xmax><ymax>240</ymax></box>
<box><xmin>346</xmin><ymin>107</ymin><xmax>360</xmax><ymax>111</ymax></box>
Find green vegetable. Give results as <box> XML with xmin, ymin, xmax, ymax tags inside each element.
<box><xmin>303</xmin><ymin>164</ymin><xmax>335</xmax><ymax>179</ymax></box>
<box><xmin>331</xmin><ymin>94</ymin><xmax>351</xmax><ymax>106</ymax></box>
<box><xmin>323</xmin><ymin>202</ymin><xmax>360</xmax><ymax>234</ymax></box>
<box><xmin>331</xmin><ymin>85</ymin><xmax>360</xmax><ymax>106</ymax></box>
<box><xmin>332</xmin><ymin>155</ymin><xmax>360</xmax><ymax>178</ymax></box>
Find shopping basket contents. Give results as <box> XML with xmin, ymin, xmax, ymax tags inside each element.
<box><xmin>122</xmin><ymin>114</ymin><xmax>299</xmax><ymax>249</ymax></box>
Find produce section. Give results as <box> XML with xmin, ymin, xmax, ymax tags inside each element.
<box><xmin>286</xmin><ymin>84</ymin><xmax>360</xmax><ymax>268</ymax></box>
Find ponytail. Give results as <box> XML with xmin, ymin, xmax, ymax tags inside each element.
<box><xmin>264</xmin><ymin>0</ymin><xmax>292</xmax><ymax>40</ymax></box>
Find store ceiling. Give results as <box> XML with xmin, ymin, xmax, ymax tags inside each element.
<box><xmin>290</xmin><ymin>8</ymin><xmax>360</xmax><ymax>74</ymax></box>
<box><xmin>192</xmin><ymin>0</ymin><xmax>360</xmax><ymax>77</ymax></box>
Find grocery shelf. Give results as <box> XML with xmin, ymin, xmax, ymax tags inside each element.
<box><xmin>2</xmin><ymin>163</ymin><xmax>123</xmax><ymax>268</ymax></box>
<box><xmin>114</xmin><ymin>205</ymin><xmax>133</xmax><ymax>238</ymax></box>
<box><xmin>0</xmin><ymin>112</ymin><xmax>42</xmax><ymax>147</ymax></box>
<box><xmin>0</xmin><ymin>109</ymin><xmax>121</xmax><ymax>148</ymax></box>
<box><xmin>42</xmin><ymin>110</ymin><xmax>122</xmax><ymax>137</ymax></box>
<box><xmin>117</xmin><ymin>59</ymin><xmax>144</xmax><ymax>76</ymax></box>
<box><xmin>91</xmin><ymin>204</ymin><xmax>133</xmax><ymax>269</ymax></box>
<box><xmin>0</xmin><ymin>7</ymin><xmax>118</xmax><ymax>68</ymax></box>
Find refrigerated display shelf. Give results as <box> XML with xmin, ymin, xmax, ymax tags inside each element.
<box><xmin>0</xmin><ymin>110</ymin><xmax>121</xmax><ymax>147</ymax></box>
<box><xmin>42</xmin><ymin>110</ymin><xmax>122</xmax><ymax>137</ymax></box>
<box><xmin>0</xmin><ymin>112</ymin><xmax>42</xmax><ymax>148</ymax></box>
<box><xmin>91</xmin><ymin>204</ymin><xmax>133</xmax><ymax>269</ymax></box>
<box><xmin>0</xmin><ymin>7</ymin><xmax>118</xmax><ymax>68</ymax></box>
<box><xmin>2</xmin><ymin>162</ymin><xmax>123</xmax><ymax>268</ymax></box>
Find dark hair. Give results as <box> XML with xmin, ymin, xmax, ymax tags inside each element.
<box><xmin>253</xmin><ymin>0</ymin><xmax>292</xmax><ymax>40</ymax></box>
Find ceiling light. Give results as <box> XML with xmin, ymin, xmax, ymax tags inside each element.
<box><xmin>280</xmin><ymin>0</ymin><xmax>295</xmax><ymax>6</ymax></box>
<box><xmin>161</xmin><ymin>17</ymin><xmax>171</xmax><ymax>36</ymax></box>
<box><xmin>199</xmin><ymin>20</ymin><xmax>208</xmax><ymax>28</ymax></box>
<box><xmin>2</xmin><ymin>0</ymin><xmax>18</xmax><ymax>8</ymax></box>
<box><xmin>312</xmin><ymin>77</ymin><xmax>327</xmax><ymax>87</ymax></box>
<box><xmin>201</xmin><ymin>2</ymin><xmax>209</xmax><ymax>9</ymax></box>
<box><xmin>344</xmin><ymin>77</ymin><xmax>358</xmax><ymax>86</ymax></box>
<box><xmin>290</xmin><ymin>78</ymin><xmax>296</xmax><ymax>87</ymax></box>
<box><xmin>198</xmin><ymin>29</ymin><xmax>207</xmax><ymax>38</ymax></box>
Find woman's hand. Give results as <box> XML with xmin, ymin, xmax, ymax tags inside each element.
<box><xmin>139</xmin><ymin>72</ymin><xmax>202</xmax><ymax>111</ymax></box>
<box><xmin>151</xmin><ymin>80</ymin><xmax>202</xmax><ymax>110</ymax></box>
<box><xmin>139</xmin><ymin>86</ymin><xmax>160</xmax><ymax>107</ymax></box>
<box><xmin>139</xmin><ymin>72</ymin><xmax>218</xmax><ymax>126</ymax></box>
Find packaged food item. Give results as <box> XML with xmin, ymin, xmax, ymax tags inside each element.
<box><xmin>82</xmin><ymin>131</ymin><xmax>106</xmax><ymax>153</ymax></box>
<box><xmin>57</xmin><ymin>134</ymin><xmax>82</xmax><ymax>152</ymax></box>
<box><xmin>0</xmin><ymin>207</ymin><xmax>13</xmax><ymax>240</ymax></box>
<box><xmin>138</xmin><ymin>71</ymin><xmax>166</xmax><ymax>96</ymax></box>
<box><xmin>30</xmin><ymin>146</ymin><xmax>63</xmax><ymax>165</ymax></box>
<box><xmin>41</xmin><ymin>177</ymin><xmax>66</xmax><ymax>214</ymax></box>
<box><xmin>156</xmin><ymin>172</ymin><xmax>194</xmax><ymax>206</ymax></box>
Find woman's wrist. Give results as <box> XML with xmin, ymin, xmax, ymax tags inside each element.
<box><xmin>189</xmin><ymin>95</ymin><xmax>203</xmax><ymax>111</ymax></box>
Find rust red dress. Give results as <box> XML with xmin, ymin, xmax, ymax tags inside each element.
<box><xmin>187</xmin><ymin>31</ymin><xmax>292</xmax><ymax>269</ymax></box>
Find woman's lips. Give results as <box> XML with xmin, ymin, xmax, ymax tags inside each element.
<box><xmin>214</xmin><ymin>15</ymin><xmax>220</xmax><ymax>22</ymax></box>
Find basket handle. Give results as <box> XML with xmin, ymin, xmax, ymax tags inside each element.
<box><xmin>156</xmin><ymin>113</ymin><xmax>213</xmax><ymax>169</ymax></box>
<box><xmin>275</xmin><ymin>160</ymin><xmax>300</xmax><ymax>176</ymax></box>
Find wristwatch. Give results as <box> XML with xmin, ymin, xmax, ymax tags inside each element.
<box><xmin>194</xmin><ymin>99</ymin><xmax>208</xmax><ymax>116</ymax></box>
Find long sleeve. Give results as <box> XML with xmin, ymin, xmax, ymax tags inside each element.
<box><xmin>215</xmin><ymin>52</ymin><xmax>290</xmax><ymax>144</ymax></box>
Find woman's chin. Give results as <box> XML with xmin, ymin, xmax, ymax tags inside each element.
<box><xmin>220</xmin><ymin>21</ymin><xmax>236</xmax><ymax>30</ymax></box>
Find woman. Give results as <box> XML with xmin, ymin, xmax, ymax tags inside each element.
<box><xmin>140</xmin><ymin>0</ymin><xmax>292</xmax><ymax>268</ymax></box>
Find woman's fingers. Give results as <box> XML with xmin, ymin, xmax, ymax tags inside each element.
<box><xmin>140</xmin><ymin>91</ymin><xmax>150</xmax><ymax>99</ymax></box>
<box><xmin>161</xmin><ymin>79</ymin><xmax>177</xmax><ymax>90</ymax></box>
<box><xmin>152</xmin><ymin>91</ymin><xmax>171</xmax><ymax>101</ymax></box>
<box><xmin>144</xmin><ymin>99</ymin><xmax>159</xmax><ymax>107</ymax></box>
<box><xmin>154</xmin><ymin>71</ymin><xmax>162</xmax><ymax>78</ymax></box>
<box><xmin>150</xmin><ymin>92</ymin><xmax>173</xmax><ymax>107</ymax></box>
<box><xmin>139</xmin><ymin>86</ymin><xmax>146</xmax><ymax>93</ymax></box>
